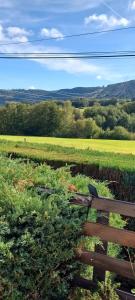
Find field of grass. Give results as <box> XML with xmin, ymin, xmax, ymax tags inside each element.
<box><xmin>0</xmin><ymin>139</ymin><xmax>134</xmax><ymax>172</ymax></box>
<box><xmin>0</xmin><ymin>135</ymin><xmax>135</xmax><ymax>155</ymax></box>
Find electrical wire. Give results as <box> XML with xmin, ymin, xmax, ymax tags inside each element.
<box><xmin>1</xmin><ymin>52</ymin><xmax>135</xmax><ymax>59</ymax></box>
<box><xmin>1</xmin><ymin>51</ymin><xmax>135</xmax><ymax>55</ymax></box>
<box><xmin>0</xmin><ymin>25</ymin><xmax>135</xmax><ymax>46</ymax></box>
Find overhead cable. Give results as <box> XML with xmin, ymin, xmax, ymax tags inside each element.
<box><xmin>0</xmin><ymin>25</ymin><xmax>135</xmax><ymax>46</ymax></box>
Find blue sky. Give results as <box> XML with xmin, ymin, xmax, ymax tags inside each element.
<box><xmin>0</xmin><ymin>0</ymin><xmax>135</xmax><ymax>90</ymax></box>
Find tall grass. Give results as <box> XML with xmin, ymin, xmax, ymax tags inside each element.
<box><xmin>0</xmin><ymin>135</ymin><xmax>134</xmax><ymax>154</ymax></box>
<box><xmin>0</xmin><ymin>140</ymin><xmax>134</xmax><ymax>172</ymax></box>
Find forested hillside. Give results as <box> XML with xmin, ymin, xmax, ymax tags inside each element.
<box><xmin>0</xmin><ymin>100</ymin><xmax>134</xmax><ymax>140</ymax></box>
<box><xmin>0</xmin><ymin>80</ymin><xmax>135</xmax><ymax>104</ymax></box>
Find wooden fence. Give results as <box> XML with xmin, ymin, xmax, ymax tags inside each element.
<box><xmin>70</xmin><ymin>184</ymin><xmax>135</xmax><ymax>300</ymax></box>
<box><xmin>38</xmin><ymin>185</ymin><xmax>135</xmax><ymax>300</ymax></box>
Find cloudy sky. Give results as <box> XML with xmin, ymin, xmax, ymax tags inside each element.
<box><xmin>0</xmin><ymin>0</ymin><xmax>135</xmax><ymax>89</ymax></box>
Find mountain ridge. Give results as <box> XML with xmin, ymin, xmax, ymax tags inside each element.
<box><xmin>0</xmin><ymin>80</ymin><xmax>135</xmax><ymax>104</ymax></box>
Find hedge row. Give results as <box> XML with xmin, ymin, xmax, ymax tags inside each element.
<box><xmin>0</xmin><ymin>155</ymin><xmax>121</xmax><ymax>299</ymax></box>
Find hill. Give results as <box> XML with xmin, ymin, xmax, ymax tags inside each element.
<box><xmin>0</xmin><ymin>80</ymin><xmax>135</xmax><ymax>104</ymax></box>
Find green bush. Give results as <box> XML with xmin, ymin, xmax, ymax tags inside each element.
<box><xmin>0</xmin><ymin>158</ymin><xmax>82</xmax><ymax>299</ymax></box>
<box><xmin>0</xmin><ymin>156</ymin><xmax>124</xmax><ymax>299</ymax></box>
<box><xmin>104</xmin><ymin>126</ymin><xmax>134</xmax><ymax>140</ymax></box>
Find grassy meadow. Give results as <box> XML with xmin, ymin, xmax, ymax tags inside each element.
<box><xmin>0</xmin><ymin>138</ymin><xmax>134</xmax><ymax>172</ymax></box>
<box><xmin>0</xmin><ymin>135</ymin><xmax>135</xmax><ymax>154</ymax></box>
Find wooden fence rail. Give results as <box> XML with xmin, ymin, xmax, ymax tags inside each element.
<box><xmin>83</xmin><ymin>222</ymin><xmax>135</xmax><ymax>248</ymax></box>
<box><xmin>76</xmin><ymin>250</ymin><xmax>135</xmax><ymax>280</ymax></box>
<box><xmin>37</xmin><ymin>185</ymin><xmax>135</xmax><ymax>300</ymax></box>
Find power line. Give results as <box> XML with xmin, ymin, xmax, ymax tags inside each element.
<box><xmin>1</xmin><ymin>51</ymin><xmax>135</xmax><ymax>55</ymax></box>
<box><xmin>1</xmin><ymin>52</ymin><xmax>135</xmax><ymax>59</ymax></box>
<box><xmin>0</xmin><ymin>25</ymin><xmax>135</xmax><ymax>46</ymax></box>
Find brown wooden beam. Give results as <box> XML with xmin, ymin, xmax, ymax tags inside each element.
<box><xmin>70</xmin><ymin>194</ymin><xmax>135</xmax><ymax>217</ymax></box>
<box><xmin>76</xmin><ymin>250</ymin><xmax>135</xmax><ymax>280</ymax></box>
<box><xmin>83</xmin><ymin>222</ymin><xmax>135</xmax><ymax>248</ymax></box>
<box><xmin>91</xmin><ymin>197</ymin><xmax>135</xmax><ymax>218</ymax></box>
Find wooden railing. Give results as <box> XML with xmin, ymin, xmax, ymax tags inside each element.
<box><xmin>37</xmin><ymin>185</ymin><xmax>135</xmax><ymax>300</ymax></box>
<box><xmin>71</xmin><ymin>184</ymin><xmax>135</xmax><ymax>300</ymax></box>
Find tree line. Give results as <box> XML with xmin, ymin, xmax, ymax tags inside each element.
<box><xmin>0</xmin><ymin>100</ymin><xmax>134</xmax><ymax>140</ymax></box>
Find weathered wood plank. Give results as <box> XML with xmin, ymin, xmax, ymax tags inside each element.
<box><xmin>83</xmin><ymin>222</ymin><xmax>135</xmax><ymax>248</ymax></box>
<box><xmin>71</xmin><ymin>194</ymin><xmax>135</xmax><ymax>217</ymax></box>
<box><xmin>76</xmin><ymin>250</ymin><xmax>135</xmax><ymax>280</ymax></box>
<box><xmin>116</xmin><ymin>289</ymin><xmax>135</xmax><ymax>300</ymax></box>
<box><xmin>70</xmin><ymin>194</ymin><xmax>92</xmax><ymax>207</ymax></box>
<box><xmin>91</xmin><ymin>197</ymin><xmax>135</xmax><ymax>217</ymax></box>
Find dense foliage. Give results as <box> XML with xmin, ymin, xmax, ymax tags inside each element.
<box><xmin>0</xmin><ymin>155</ymin><xmax>124</xmax><ymax>299</ymax></box>
<box><xmin>0</xmin><ymin>100</ymin><xmax>134</xmax><ymax>139</ymax></box>
<box><xmin>0</xmin><ymin>157</ymin><xmax>82</xmax><ymax>299</ymax></box>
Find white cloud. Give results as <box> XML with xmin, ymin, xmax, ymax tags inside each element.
<box><xmin>85</xmin><ymin>14</ymin><xmax>130</xmax><ymax>28</ymax></box>
<box><xmin>28</xmin><ymin>86</ymin><xmax>36</xmax><ymax>90</ymax></box>
<box><xmin>0</xmin><ymin>25</ymin><xmax>5</xmax><ymax>41</ymax></box>
<box><xmin>13</xmin><ymin>36</ymin><xmax>29</xmax><ymax>42</ymax></box>
<box><xmin>41</xmin><ymin>0</ymin><xmax>103</xmax><ymax>12</ymax></box>
<box><xmin>0</xmin><ymin>0</ymin><xmax>104</xmax><ymax>12</ymax></box>
<box><xmin>0</xmin><ymin>25</ymin><xmax>31</xmax><ymax>43</ymax></box>
<box><xmin>0</xmin><ymin>0</ymin><xmax>107</xmax><ymax>27</ymax></box>
<box><xmin>23</xmin><ymin>0</ymin><xmax>103</xmax><ymax>12</ymax></box>
<box><xmin>0</xmin><ymin>24</ymin><xmax>103</xmax><ymax>76</ymax></box>
<box><xmin>129</xmin><ymin>0</ymin><xmax>135</xmax><ymax>10</ymax></box>
<box><xmin>0</xmin><ymin>23</ymin><xmax>123</xmax><ymax>82</ymax></box>
<box><xmin>7</xmin><ymin>26</ymin><xmax>30</xmax><ymax>37</ymax></box>
<box><xmin>39</xmin><ymin>58</ymin><xmax>101</xmax><ymax>74</ymax></box>
<box><xmin>97</xmin><ymin>75</ymin><xmax>102</xmax><ymax>80</ymax></box>
<box><xmin>41</xmin><ymin>28</ymin><xmax>64</xmax><ymax>40</ymax></box>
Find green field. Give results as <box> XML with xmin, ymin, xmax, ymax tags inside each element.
<box><xmin>0</xmin><ymin>135</ymin><xmax>135</xmax><ymax>155</ymax></box>
<box><xmin>0</xmin><ymin>139</ymin><xmax>134</xmax><ymax>172</ymax></box>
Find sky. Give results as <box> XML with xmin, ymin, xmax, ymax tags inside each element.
<box><xmin>0</xmin><ymin>0</ymin><xmax>135</xmax><ymax>90</ymax></box>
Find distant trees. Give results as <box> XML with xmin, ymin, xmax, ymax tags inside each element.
<box><xmin>111</xmin><ymin>126</ymin><xmax>132</xmax><ymax>140</ymax></box>
<box><xmin>0</xmin><ymin>100</ymin><xmax>134</xmax><ymax>140</ymax></box>
<box><xmin>103</xmin><ymin>126</ymin><xmax>132</xmax><ymax>140</ymax></box>
<box><xmin>59</xmin><ymin>101</ymin><xmax>74</xmax><ymax>137</ymax></box>
<box><xmin>25</xmin><ymin>102</ymin><xmax>62</xmax><ymax>136</ymax></box>
<box><xmin>83</xmin><ymin>102</ymin><xmax>135</xmax><ymax>136</ymax></box>
<box><xmin>0</xmin><ymin>103</ymin><xmax>29</xmax><ymax>135</ymax></box>
<box><xmin>73</xmin><ymin>119</ymin><xmax>101</xmax><ymax>138</ymax></box>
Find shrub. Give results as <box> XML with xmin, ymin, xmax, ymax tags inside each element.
<box><xmin>107</xmin><ymin>126</ymin><xmax>133</xmax><ymax>140</ymax></box>
<box><xmin>73</xmin><ymin>118</ymin><xmax>101</xmax><ymax>138</ymax></box>
<box><xmin>0</xmin><ymin>156</ymin><xmax>124</xmax><ymax>299</ymax></box>
<box><xmin>0</xmin><ymin>160</ymin><xmax>84</xmax><ymax>299</ymax></box>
